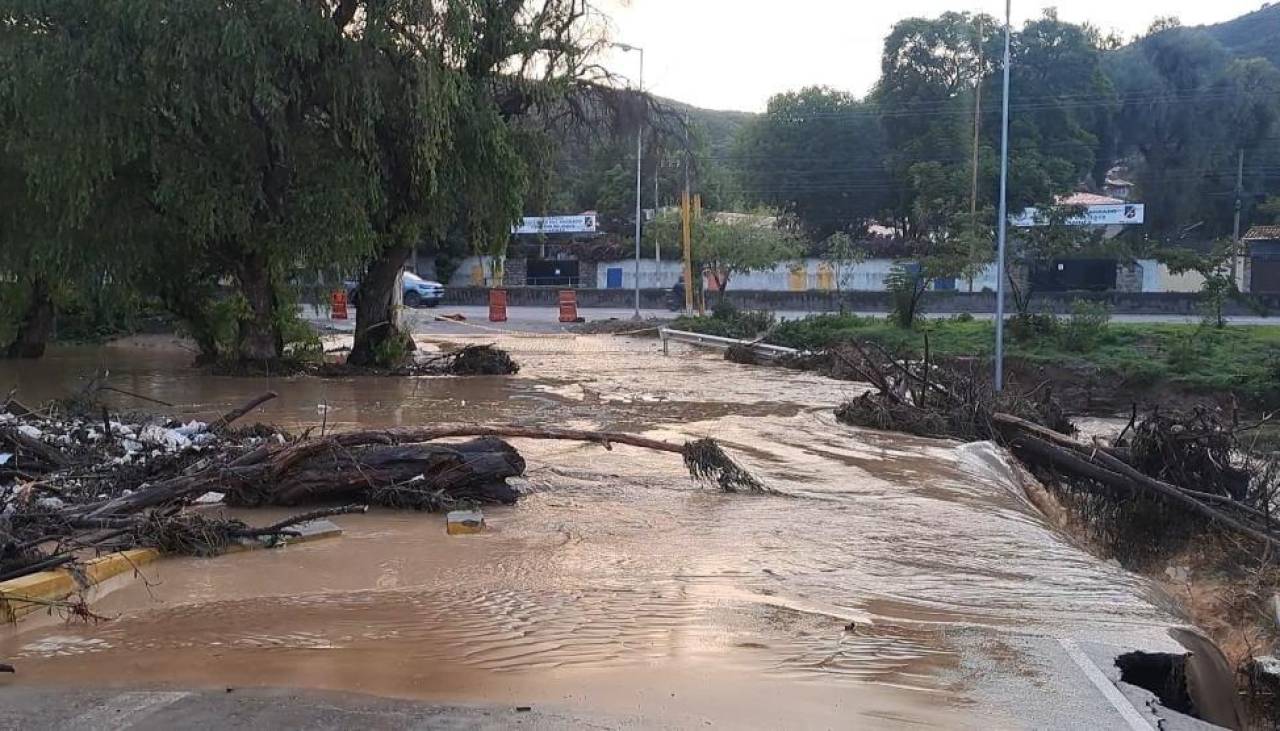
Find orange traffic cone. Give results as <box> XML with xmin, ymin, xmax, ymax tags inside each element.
<box><xmin>331</xmin><ymin>290</ymin><xmax>349</xmax><ymax>320</ymax></box>
<box><xmin>558</xmin><ymin>290</ymin><xmax>579</xmax><ymax>323</ymax></box>
<box><xmin>489</xmin><ymin>289</ymin><xmax>508</xmax><ymax>322</ymax></box>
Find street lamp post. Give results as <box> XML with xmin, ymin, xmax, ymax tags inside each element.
<box><xmin>613</xmin><ymin>42</ymin><xmax>645</xmax><ymax>320</ymax></box>
<box><xmin>994</xmin><ymin>0</ymin><xmax>1013</xmax><ymax>391</ymax></box>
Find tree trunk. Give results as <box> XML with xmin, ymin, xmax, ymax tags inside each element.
<box><xmin>157</xmin><ymin>284</ymin><xmax>220</xmax><ymax>365</ymax></box>
<box><xmin>4</xmin><ymin>278</ymin><xmax>55</xmax><ymax>359</ymax></box>
<box><xmin>349</xmin><ymin>245</ymin><xmax>411</xmax><ymax>367</ymax></box>
<box><xmin>235</xmin><ymin>251</ymin><xmax>282</xmax><ymax>363</ymax></box>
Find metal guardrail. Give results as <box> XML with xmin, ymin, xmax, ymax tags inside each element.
<box><xmin>658</xmin><ymin>328</ymin><xmax>800</xmax><ymax>358</ymax></box>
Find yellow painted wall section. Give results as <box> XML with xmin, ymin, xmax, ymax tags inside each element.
<box><xmin>788</xmin><ymin>264</ymin><xmax>808</xmax><ymax>292</ymax></box>
<box><xmin>817</xmin><ymin>263</ymin><xmax>836</xmax><ymax>291</ymax></box>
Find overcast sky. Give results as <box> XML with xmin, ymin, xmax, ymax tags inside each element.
<box><xmin>595</xmin><ymin>1</ymin><xmax>1270</xmax><ymax>112</ymax></box>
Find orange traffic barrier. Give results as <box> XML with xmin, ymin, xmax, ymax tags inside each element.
<box><xmin>331</xmin><ymin>290</ymin><xmax>349</xmax><ymax>320</ymax></box>
<box><xmin>488</xmin><ymin>289</ymin><xmax>508</xmax><ymax>322</ymax></box>
<box><xmin>558</xmin><ymin>290</ymin><xmax>579</xmax><ymax>323</ymax></box>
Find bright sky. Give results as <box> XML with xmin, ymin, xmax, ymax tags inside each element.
<box><xmin>596</xmin><ymin>0</ymin><xmax>1270</xmax><ymax>112</ymax></box>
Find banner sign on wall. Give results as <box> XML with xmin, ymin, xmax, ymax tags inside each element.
<box><xmin>513</xmin><ymin>214</ymin><xmax>598</xmax><ymax>235</ymax></box>
<box><xmin>1011</xmin><ymin>204</ymin><xmax>1145</xmax><ymax>227</ymax></box>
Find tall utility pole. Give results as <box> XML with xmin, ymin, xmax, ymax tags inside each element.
<box><xmin>1233</xmin><ymin>148</ymin><xmax>1245</xmax><ymax>286</ymax></box>
<box><xmin>994</xmin><ymin>0</ymin><xmax>1013</xmax><ymax>392</ymax></box>
<box><xmin>682</xmin><ymin>114</ymin><xmax>694</xmax><ymax>314</ymax></box>
<box><xmin>968</xmin><ymin>16</ymin><xmax>983</xmax><ymax>293</ymax></box>
<box><xmin>612</xmin><ymin>42</ymin><xmax>645</xmax><ymax>319</ymax></box>
<box><xmin>654</xmin><ymin>165</ymin><xmax>661</xmax><ymax>263</ymax></box>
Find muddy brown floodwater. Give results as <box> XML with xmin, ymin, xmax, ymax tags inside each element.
<box><xmin>0</xmin><ymin>334</ymin><xmax>1191</xmax><ymax>728</ymax></box>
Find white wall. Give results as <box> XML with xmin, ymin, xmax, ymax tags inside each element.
<box><xmin>446</xmin><ymin>256</ymin><xmax>504</xmax><ymax>287</ymax></box>
<box><xmin>1135</xmin><ymin>258</ymin><xmax>1206</xmax><ymax>293</ymax></box>
<box><xmin>595</xmin><ymin>258</ymin><xmax>1000</xmax><ymax>292</ymax></box>
<box><xmin>446</xmin><ymin>254</ymin><xmax>1199</xmax><ymax>293</ymax></box>
<box><xmin>596</xmin><ymin>259</ymin><xmax>683</xmax><ymax>290</ymax></box>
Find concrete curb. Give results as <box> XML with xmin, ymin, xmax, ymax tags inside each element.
<box><xmin>0</xmin><ymin>519</ymin><xmax>342</xmax><ymax>623</ymax></box>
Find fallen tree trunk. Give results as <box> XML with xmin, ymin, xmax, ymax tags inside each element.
<box><xmin>993</xmin><ymin>412</ymin><xmax>1280</xmax><ymax>552</ymax></box>
<box><xmin>230</xmin><ymin>438</ymin><xmax>525</xmax><ymax>507</ymax></box>
<box><xmin>81</xmin><ymin>425</ymin><xmax>768</xmax><ymax>519</ymax></box>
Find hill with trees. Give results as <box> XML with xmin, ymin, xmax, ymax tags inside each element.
<box><xmin>1202</xmin><ymin>3</ymin><xmax>1280</xmax><ymax>68</ymax></box>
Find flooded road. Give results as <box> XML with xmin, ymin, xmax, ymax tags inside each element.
<box><xmin>0</xmin><ymin>335</ymin><xmax>1191</xmax><ymax>727</ymax></box>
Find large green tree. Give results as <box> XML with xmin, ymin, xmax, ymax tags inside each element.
<box><xmin>0</xmin><ymin>0</ymin><xmax>385</xmax><ymax>362</ymax></box>
<box><xmin>1106</xmin><ymin>27</ymin><xmax>1280</xmax><ymax>238</ymax></box>
<box><xmin>735</xmin><ymin>87</ymin><xmax>889</xmax><ymax>241</ymax></box>
<box><xmin>874</xmin><ymin>11</ymin><xmax>1114</xmax><ymax>240</ymax></box>
<box><xmin>347</xmin><ymin>0</ymin><xmax>623</xmax><ymax>366</ymax></box>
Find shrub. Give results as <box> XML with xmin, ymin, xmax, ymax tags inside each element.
<box><xmin>1118</xmin><ymin>358</ymin><xmax>1169</xmax><ymax>385</ymax></box>
<box><xmin>1164</xmin><ymin>330</ymin><xmax>1204</xmax><ymax>374</ymax></box>
<box><xmin>371</xmin><ymin>330</ymin><xmax>414</xmax><ymax>368</ymax></box>
<box><xmin>767</xmin><ymin>314</ymin><xmax>873</xmax><ymax>350</ymax></box>
<box><xmin>1007</xmin><ymin>313</ymin><xmax>1059</xmax><ymax>343</ymax></box>
<box><xmin>672</xmin><ymin>308</ymin><xmax>776</xmax><ymax>341</ymax></box>
<box><xmin>886</xmin><ymin>265</ymin><xmax>926</xmax><ymax>329</ymax></box>
<box><xmin>1060</xmin><ymin>299</ymin><xmax>1112</xmax><ymax>353</ymax></box>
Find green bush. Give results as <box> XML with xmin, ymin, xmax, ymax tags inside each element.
<box><xmin>674</xmin><ymin>306</ymin><xmax>776</xmax><ymax>341</ymax></box>
<box><xmin>1118</xmin><ymin>358</ymin><xmax>1169</xmax><ymax>385</ymax></box>
<box><xmin>1164</xmin><ymin>330</ymin><xmax>1204</xmax><ymax>374</ymax></box>
<box><xmin>1059</xmin><ymin>299</ymin><xmax>1112</xmax><ymax>353</ymax></box>
<box><xmin>767</xmin><ymin>314</ymin><xmax>875</xmax><ymax>350</ymax></box>
<box><xmin>1007</xmin><ymin>313</ymin><xmax>1059</xmax><ymax>343</ymax></box>
<box><xmin>886</xmin><ymin>266</ymin><xmax>924</xmax><ymax>329</ymax></box>
<box><xmin>371</xmin><ymin>330</ymin><xmax>414</xmax><ymax>368</ymax></box>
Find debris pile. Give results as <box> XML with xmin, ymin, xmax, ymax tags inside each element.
<box><xmin>831</xmin><ymin>339</ymin><xmax>1072</xmax><ymax>441</ymax></box>
<box><xmin>832</xmin><ymin>340</ymin><xmax>1280</xmax><ymax>555</ymax></box>
<box><xmin>421</xmin><ymin>344</ymin><xmax>520</xmax><ymax>376</ymax></box>
<box><xmin>2</xmin><ymin>391</ymin><xmax>768</xmax><ymax>588</ymax></box>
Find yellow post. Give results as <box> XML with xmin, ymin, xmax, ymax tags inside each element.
<box><xmin>693</xmin><ymin>195</ymin><xmax>704</xmax><ymax>314</ymax></box>
<box><xmin>682</xmin><ymin>191</ymin><xmax>694</xmax><ymax>314</ymax></box>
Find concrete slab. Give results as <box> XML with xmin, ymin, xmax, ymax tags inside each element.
<box><xmin>227</xmin><ymin>519</ymin><xmax>344</xmax><ymax>552</ymax></box>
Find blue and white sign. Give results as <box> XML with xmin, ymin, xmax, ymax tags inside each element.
<box><xmin>513</xmin><ymin>214</ymin><xmax>598</xmax><ymax>235</ymax></box>
<box><xmin>1011</xmin><ymin>204</ymin><xmax>1145</xmax><ymax>227</ymax></box>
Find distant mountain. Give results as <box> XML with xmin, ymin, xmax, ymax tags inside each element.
<box><xmin>656</xmin><ymin>97</ymin><xmax>756</xmax><ymax>157</ymax></box>
<box><xmin>1201</xmin><ymin>3</ymin><xmax>1280</xmax><ymax>67</ymax></box>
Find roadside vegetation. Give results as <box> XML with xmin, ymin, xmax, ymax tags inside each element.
<box><xmin>674</xmin><ymin>306</ymin><xmax>1280</xmax><ymax>407</ymax></box>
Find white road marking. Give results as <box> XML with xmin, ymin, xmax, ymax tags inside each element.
<box><xmin>62</xmin><ymin>691</ymin><xmax>191</xmax><ymax>730</ymax></box>
<box><xmin>1058</xmin><ymin>639</ymin><xmax>1155</xmax><ymax>731</ymax></box>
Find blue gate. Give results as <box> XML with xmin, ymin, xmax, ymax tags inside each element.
<box><xmin>606</xmin><ymin>267</ymin><xmax>623</xmax><ymax>289</ymax></box>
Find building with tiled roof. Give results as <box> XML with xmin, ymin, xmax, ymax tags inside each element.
<box><xmin>1243</xmin><ymin>226</ymin><xmax>1280</xmax><ymax>294</ymax></box>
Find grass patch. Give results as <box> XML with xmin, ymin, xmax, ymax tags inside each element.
<box><xmin>678</xmin><ymin>313</ymin><xmax>1280</xmax><ymax>406</ymax></box>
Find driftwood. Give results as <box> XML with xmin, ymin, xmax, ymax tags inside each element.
<box><xmin>209</xmin><ymin>391</ymin><xmax>279</xmax><ymax>433</ymax></box>
<box><xmin>81</xmin><ymin>425</ymin><xmax>768</xmax><ymax>519</ymax></box>
<box><xmin>232</xmin><ymin>438</ymin><xmax>526</xmax><ymax>507</ymax></box>
<box><xmin>0</xmin><ymin>426</ymin><xmax>70</xmax><ymax>475</ymax></box>
<box><xmin>993</xmin><ymin>412</ymin><xmax>1280</xmax><ymax>552</ymax></box>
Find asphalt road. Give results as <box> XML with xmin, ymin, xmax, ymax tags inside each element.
<box><xmin>0</xmin><ymin>687</ymin><xmax>635</xmax><ymax>730</ymax></box>
<box><xmin>0</xmin><ymin>638</ymin><xmax>1216</xmax><ymax>730</ymax></box>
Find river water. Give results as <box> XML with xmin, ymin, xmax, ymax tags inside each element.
<box><xmin>0</xmin><ymin>334</ymin><xmax>1188</xmax><ymax>728</ymax></box>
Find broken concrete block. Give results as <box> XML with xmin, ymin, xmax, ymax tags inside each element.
<box><xmin>446</xmin><ymin>509</ymin><xmax>485</xmax><ymax>535</ymax></box>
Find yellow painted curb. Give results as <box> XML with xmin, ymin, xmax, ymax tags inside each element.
<box><xmin>0</xmin><ymin>548</ymin><xmax>160</xmax><ymax>622</ymax></box>
<box><xmin>1</xmin><ymin>519</ymin><xmax>343</xmax><ymax>623</ymax></box>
